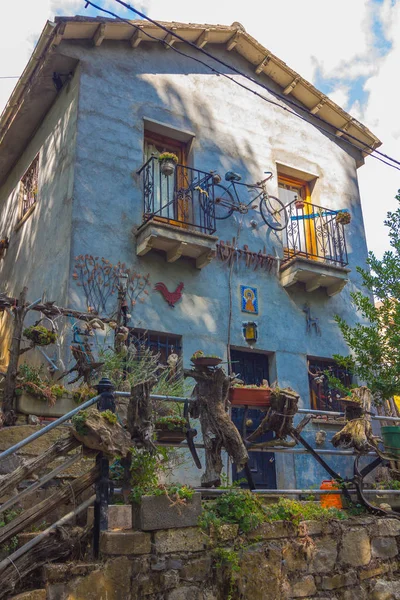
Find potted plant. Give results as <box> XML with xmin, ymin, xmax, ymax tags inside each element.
<box><xmin>23</xmin><ymin>325</ymin><xmax>57</xmax><ymax>346</ymax></box>
<box><xmin>155</xmin><ymin>415</ymin><xmax>188</xmax><ymax>443</ymax></box>
<box><xmin>158</xmin><ymin>152</ymin><xmax>178</xmax><ymax>176</ymax></box>
<box><xmin>229</xmin><ymin>383</ymin><xmax>272</xmax><ymax>407</ymax></box>
<box><xmin>15</xmin><ymin>363</ymin><xmax>75</xmax><ymax>418</ymax></box>
<box><xmin>191</xmin><ymin>350</ymin><xmax>222</xmax><ymax>367</ymax></box>
<box><xmin>129</xmin><ymin>448</ymin><xmax>201</xmax><ymax>531</ymax></box>
<box><xmin>294</xmin><ymin>195</ymin><xmax>305</xmax><ymax>210</ymax></box>
<box><xmin>336</xmin><ymin>211</ymin><xmax>351</xmax><ymax>225</ymax></box>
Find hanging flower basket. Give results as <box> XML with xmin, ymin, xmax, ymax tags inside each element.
<box><xmin>336</xmin><ymin>211</ymin><xmax>351</xmax><ymax>225</ymax></box>
<box><xmin>158</xmin><ymin>152</ymin><xmax>178</xmax><ymax>176</ymax></box>
<box><xmin>23</xmin><ymin>325</ymin><xmax>57</xmax><ymax>346</ymax></box>
<box><xmin>229</xmin><ymin>386</ymin><xmax>272</xmax><ymax>407</ymax></box>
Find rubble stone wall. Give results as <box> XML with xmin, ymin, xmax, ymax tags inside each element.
<box><xmin>45</xmin><ymin>515</ymin><xmax>400</xmax><ymax>600</ymax></box>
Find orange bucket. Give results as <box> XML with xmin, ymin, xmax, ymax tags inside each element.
<box><xmin>320</xmin><ymin>479</ymin><xmax>343</xmax><ymax>509</ymax></box>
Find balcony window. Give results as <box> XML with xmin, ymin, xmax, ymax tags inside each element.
<box><xmin>18</xmin><ymin>155</ymin><xmax>39</xmax><ymax>222</ymax></box>
<box><xmin>308</xmin><ymin>357</ymin><xmax>352</xmax><ymax>414</ymax></box>
<box><xmin>278</xmin><ymin>174</ymin><xmax>350</xmax><ymax>296</ymax></box>
<box><xmin>135</xmin><ymin>134</ymin><xmax>218</xmax><ymax>268</ymax></box>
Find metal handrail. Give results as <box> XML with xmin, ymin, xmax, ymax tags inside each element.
<box><xmin>0</xmin><ymin>395</ymin><xmax>100</xmax><ymax>462</ymax></box>
<box><xmin>282</xmin><ymin>198</ymin><xmax>349</xmax><ymax>267</ymax></box>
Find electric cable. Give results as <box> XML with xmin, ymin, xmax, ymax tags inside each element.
<box><xmin>83</xmin><ymin>0</ymin><xmax>400</xmax><ymax>171</ymax></box>
<box><xmin>111</xmin><ymin>0</ymin><xmax>400</xmax><ymax>168</ymax></box>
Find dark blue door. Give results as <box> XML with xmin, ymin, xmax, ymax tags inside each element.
<box><xmin>231</xmin><ymin>349</ymin><xmax>277</xmax><ymax>489</ymax></box>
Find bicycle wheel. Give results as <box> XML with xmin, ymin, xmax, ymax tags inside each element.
<box><xmin>213</xmin><ymin>183</ymin><xmax>235</xmax><ymax>220</ymax></box>
<box><xmin>259</xmin><ymin>194</ymin><xmax>288</xmax><ymax>231</ymax></box>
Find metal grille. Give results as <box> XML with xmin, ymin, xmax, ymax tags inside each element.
<box><xmin>19</xmin><ymin>155</ymin><xmax>39</xmax><ymax>217</ymax></box>
<box><xmin>137</xmin><ymin>156</ymin><xmax>217</xmax><ymax>234</ymax></box>
<box><xmin>129</xmin><ymin>329</ymin><xmax>182</xmax><ymax>365</ymax></box>
<box><xmin>308</xmin><ymin>358</ymin><xmax>352</xmax><ymax>413</ymax></box>
<box><xmin>282</xmin><ymin>200</ymin><xmax>349</xmax><ymax>267</ymax></box>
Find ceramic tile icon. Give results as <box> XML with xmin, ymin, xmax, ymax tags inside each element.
<box><xmin>240</xmin><ymin>285</ymin><xmax>258</xmax><ymax>314</ymax></box>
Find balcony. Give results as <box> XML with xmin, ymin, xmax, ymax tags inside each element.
<box><xmin>135</xmin><ymin>157</ymin><xmax>218</xmax><ymax>268</ymax></box>
<box><xmin>279</xmin><ymin>200</ymin><xmax>351</xmax><ymax>296</ymax></box>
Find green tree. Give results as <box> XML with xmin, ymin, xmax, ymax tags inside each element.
<box><xmin>334</xmin><ymin>190</ymin><xmax>400</xmax><ymax>405</ymax></box>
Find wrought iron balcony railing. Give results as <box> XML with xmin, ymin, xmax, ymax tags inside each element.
<box><xmin>137</xmin><ymin>157</ymin><xmax>217</xmax><ymax>235</ymax></box>
<box><xmin>282</xmin><ymin>200</ymin><xmax>349</xmax><ymax>267</ymax></box>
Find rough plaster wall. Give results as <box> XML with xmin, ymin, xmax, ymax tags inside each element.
<box><xmin>0</xmin><ymin>68</ymin><xmax>80</xmax><ymax>364</ymax></box>
<box><xmin>59</xmin><ymin>41</ymin><xmax>372</xmax><ymax>486</ymax></box>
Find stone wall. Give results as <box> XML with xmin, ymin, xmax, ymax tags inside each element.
<box><xmin>44</xmin><ymin>515</ymin><xmax>400</xmax><ymax>600</ymax></box>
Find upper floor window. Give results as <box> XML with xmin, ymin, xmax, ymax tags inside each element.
<box><xmin>19</xmin><ymin>155</ymin><xmax>39</xmax><ymax>221</ymax></box>
<box><xmin>308</xmin><ymin>357</ymin><xmax>351</xmax><ymax>414</ymax></box>
<box><xmin>129</xmin><ymin>329</ymin><xmax>182</xmax><ymax>366</ymax></box>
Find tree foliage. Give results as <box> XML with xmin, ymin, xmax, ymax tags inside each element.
<box><xmin>334</xmin><ymin>190</ymin><xmax>400</xmax><ymax>402</ymax></box>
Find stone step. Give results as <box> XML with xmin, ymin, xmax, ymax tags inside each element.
<box><xmin>43</xmin><ymin>562</ymin><xmax>100</xmax><ymax>584</ymax></box>
<box><xmin>10</xmin><ymin>590</ymin><xmax>46</xmax><ymax>600</ymax></box>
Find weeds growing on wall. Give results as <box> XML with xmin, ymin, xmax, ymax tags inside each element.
<box><xmin>199</xmin><ymin>492</ymin><xmax>348</xmax><ymax>534</ymax></box>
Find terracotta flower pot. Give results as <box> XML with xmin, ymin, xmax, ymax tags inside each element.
<box><xmin>229</xmin><ymin>387</ymin><xmax>271</xmax><ymax>407</ymax></box>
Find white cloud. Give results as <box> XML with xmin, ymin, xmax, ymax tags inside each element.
<box><xmin>0</xmin><ymin>0</ymin><xmax>399</xmax><ymax>257</ymax></box>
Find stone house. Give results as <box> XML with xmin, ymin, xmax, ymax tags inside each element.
<box><xmin>0</xmin><ymin>16</ymin><xmax>381</xmax><ymax>489</ymax></box>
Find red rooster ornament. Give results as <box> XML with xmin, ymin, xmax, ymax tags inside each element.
<box><xmin>154</xmin><ymin>282</ymin><xmax>184</xmax><ymax>307</ymax></box>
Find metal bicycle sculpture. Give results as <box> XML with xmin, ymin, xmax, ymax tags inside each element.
<box><xmin>204</xmin><ymin>171</ymin><xmax>289</xmax><ymax>231</ymax></box>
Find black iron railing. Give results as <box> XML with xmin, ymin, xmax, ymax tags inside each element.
<box><xmin>137</xmin><ymin>157</ymin><xmax>217</xmax><ymax>235</ymax></box>
<box><xmin>282</xmin><ymin>200</ymin><xmax>349</xmax><ymax>267</ymax></box>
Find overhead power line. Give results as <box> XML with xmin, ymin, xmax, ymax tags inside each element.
<box><xmin>82</xmin><ymin>0</ymin><xmax>400</xmax><ymax>172</ymax></box>
<box><xmin>0</xmin><ymin>76</ymin><xmax>19</xmax><ymax>79</ymax></box>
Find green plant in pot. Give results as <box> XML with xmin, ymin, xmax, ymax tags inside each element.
<box><xmin>190</xmin><ymin>350</ymin><xmax>222</xmax><ymax>367</ymax></box>
<box><xmin>155</xmin><ymin>414</ymin><xmax>187</xmax><ymax>443</ymax></box>
<box><xmin>23</xmin><ymin>325</ymin><xmax>57</xmax><ymax>346</ymax></box>
<box><xmin>158</xmin><ymin>152</ymin><xmax>178</xmax><ymax>176</ymax></box>
<box><xmin>335</xmin><ymin>210</ymin><xmax>351</xmax><ymax>225</ymax></box>
<box><xmin>16</xmin><ymin>363</ymin><xmax>67</xmax><ymax>407</ymax></box>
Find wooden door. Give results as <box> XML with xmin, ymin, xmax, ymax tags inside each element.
<box><xmin>230</xmin><ymin>349</ymin><xmax>277</xmax><ymax>489</ymax></box>
<box><xmin>144</xmin><ymin>131</ymin><xmax>188</xmax><ymax>227</ymax></box>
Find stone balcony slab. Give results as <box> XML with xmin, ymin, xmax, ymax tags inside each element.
<box><xmin>135</xmin><ymin>220</ymin><xmax>218</xmax><ymax>269</ymax></box>
<box><xmin>280</xmin><ymin>256</ymin><xmax>351</xmax><ymax>296</ymax></box>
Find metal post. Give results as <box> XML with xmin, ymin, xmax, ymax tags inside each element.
<box><xmin>93</xmin><ymin>378</ymin><xmax>115</xmax><ymax>558</ymax></box>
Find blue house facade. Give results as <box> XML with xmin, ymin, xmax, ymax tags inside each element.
<box><xmin>0</xmin><ymin>17</ymin><xmax>381</xmax><ymax>489</ymax></box>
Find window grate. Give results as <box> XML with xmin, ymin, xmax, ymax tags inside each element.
<box><xmin>19</xmin><ymin>155</ymin><xmax>39</xmax><ymax>218</ymax></box>
<box><xmin>308</xmin><ymin>358</ymin><xmax>351</xmax><ymax>413</ymax></box>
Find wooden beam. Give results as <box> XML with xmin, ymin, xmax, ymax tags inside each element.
<box><xmin>0</xmin><ymin>436</ymin><xmax>80</xmax><ymax>500</ymax></box>
<box><xmin>336</xmin><ymin>119</ymin><xmax>353</xmax><ymax>137</ymax></box>
<box><xmin>52</xmin><ymin>23</ymin><xmax>66</xmax><ymax>47</ymax></box>
<box><xmin>255</xmin><ymin>56</ymin><xmax>270</xmax><ymax>75</ymax></box>
<box><xmin>283</xmin><ymin>76</ymin><xmax>300</xmax><ymax>96</ymax></box>
<box><xmin>164</xmin><ymin>28</ymin><xmax>177</xmax><ymax>49</ymax></box>
<box><xmin>166</xmin><ymin>242</ymin><xmax>186</xmax><ymax>263</ymax></box>
<box><xmin>92</xmin><ymin>23</ymin><xmax>106</xmax><ymax>47</ymax></box>
<box><xmin>130</xmin><ymin>27</ymin><xmax>145</xmax><ymax>48</ymax></box>
<box><xmin>310</xmin><ymin>98</ymin><xmax>327</xmax><ymax>115</ymax></box>
<box><xmin>226</xmin><ymin>31</ymin><xmax>240</xmax><ymax>52</ymax></box>
<box><xmin>196</xmin><ymin>29</ymin><xmax>209</xmax><ymax>49</ymax></box>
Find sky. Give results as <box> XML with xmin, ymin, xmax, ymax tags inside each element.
<box><xmin>0</xmin><ymin>0</ymin><xmax>399</xmax><ymax>258</ymax></box>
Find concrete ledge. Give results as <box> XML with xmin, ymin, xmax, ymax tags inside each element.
<box><xmin>100</xmin><ymin>530</ymin><xmax>151</xmax><ymax>555</ymax></box>
<box><xmin>133</xmin><ymin>493</ymin><xmax>202</xmax><ymax>531</ymax></box>
<box><xmin>87</xmin><ymin>504</ymin><xmax>132</xmax><ymax>531</ymax></box>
